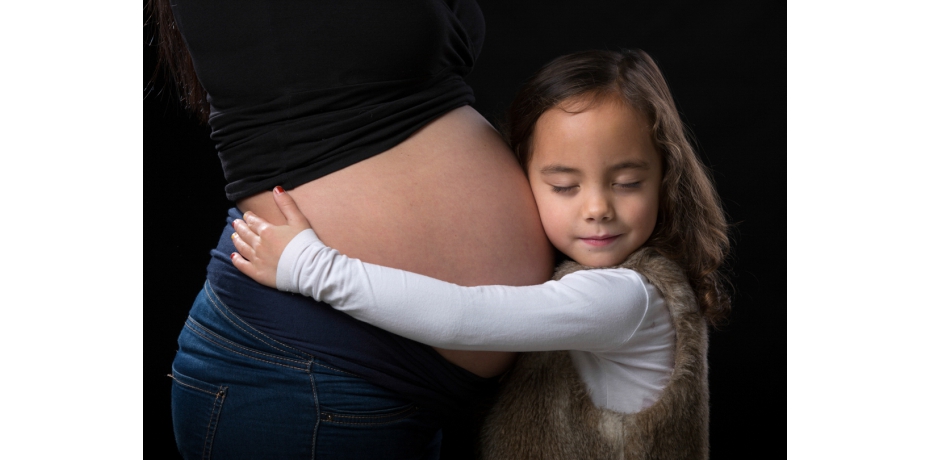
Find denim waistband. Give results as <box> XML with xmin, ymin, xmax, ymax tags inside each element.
<box><xmin>185</xmin><ymin>280</ymin><xmax>317</xmax><ymax>368</ymax></box>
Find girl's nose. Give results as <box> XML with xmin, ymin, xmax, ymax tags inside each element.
<box><xmin>583</xmin><ymin>192</ymin><xmax>614</xmax><ymax>222</ymax></box>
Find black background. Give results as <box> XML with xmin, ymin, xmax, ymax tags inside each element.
<box><xmin>145</xmin><ymin>1</ymin><xmax>784</xmax><ymax>457</ymax></box>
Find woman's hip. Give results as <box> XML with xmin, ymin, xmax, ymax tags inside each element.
<box><xmin>170</xmin><ymin>283</ymin><xmax>442</xmax><ymax>459</ymax></box>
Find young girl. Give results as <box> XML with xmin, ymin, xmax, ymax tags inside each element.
<box><xmin>230</xmin><ymin>49</ymin><xmax>729</xmax><ymax>459</ymax></box>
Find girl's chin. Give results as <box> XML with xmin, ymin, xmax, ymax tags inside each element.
<box><xmin>568</xmin><ymin>251</ymin><xmax>629</xmax><ymax>268</ymax></box>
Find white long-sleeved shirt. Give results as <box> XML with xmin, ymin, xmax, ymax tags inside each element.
<box><xmin>276</xmin><ymin>229</ymin><xmax>675</xmax><ymax>413</ymax></box>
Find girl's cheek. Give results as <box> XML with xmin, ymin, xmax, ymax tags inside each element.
<box><xmin>623</xmin><ymin>197</ymin><xmax>659</xmax><ymax>231</ymax></box>
<box><xmin>537</xmin><ymin>210</ymin><xmax>572</xmax><ymax>251</ymax></box>
<box><xmin>541</xmin><ymin>216</ymin><xmax>568</xmax><ymax>246</ymax></box>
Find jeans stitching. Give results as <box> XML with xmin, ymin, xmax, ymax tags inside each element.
<box><xmin>169</xmin><ymin>373</ymin><xmax>223</xmax><ymax>397</ymax></box>
<box><xmin>322</xmin><ymin>420</ymin><xmax>414</xmax><ymax>426</ymax></box>
<box><xmin>185</xmin><ymin>317</ymin><xmax>309</xmax><ymax>367</ymax></box>
<box><xmin>202</xmin><ymin>386</ymin><xmax>226</xmax><ymax>460</ymax></box>
<box><xmin>184</xmin><ymin>322</ymin><xmax>309</xmax><ymax>372</ymax></box>
<box><xmin>319</xmin><ymin>404</ymin><xmax>419</xmax><ymax>426</ymax></box>
<box><xmin>203</xmin><ymin>281</ymin><xmax>314</xmax><ymax>360</ymax></box>
<box><xmin>308</xmin><ymin>358</ymin><xmax>319</xmax><ymax>460</ymax></box>
<box><xmin>200</xmin><ymin>281</ymin><xmax>363</xmax><ymax>379</ymax></box>
<box><xmin>319</xmin><ymin>415</ymin><xmax>419</xmax><ymax>427</ymax></box>
<box><xmin>313</xmin><ymin>361</ymin><xmax>363</xmax><ymax>378</ymax></box>
<box><xmin>169</xmin><ymin>372</ymin><xmax>226</xmax><ymax>459</ymax></box>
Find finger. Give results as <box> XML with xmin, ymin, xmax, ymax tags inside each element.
<box><xmin>237</xmin><ymin>211</ymin><xmax>274</xmax><ymax>241</ymax></box>
<box><xmin>232</xmin><ymin>219</ymin><xmax>260</xmax><ymax>247</ymax></box>
<box><xmin>241</xmin><ymin>211</ymin><xmax>273</xmax><ymax>235</ymax></box>
<box><xmin>231</xmin><ymin>252</ymin><xmax>276</xmax><ymax>289</ymax></box>
<box><xmin>230</xmin><ymin>252</ymin><xmax>258</xmax><ymax>279</ymax></box>
<box><xmin>272</xmin><ymin>186</ymin><xmax>311</xmax><ymax>227</ymax></box>
<box><xmin>231</xmin><ymin>232</ymin><xmax>256</xmax><ymax>261</ymax></box>
<box><xmin>243</xmin><ymin>212</ymin><xmax>278</xmax><ymax>240</ymax></box>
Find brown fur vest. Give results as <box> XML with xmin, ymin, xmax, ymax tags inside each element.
<box><xmin>479</xmin><ymin>248</ymin><xmax>709</xmax><ymax>460</ymax></box>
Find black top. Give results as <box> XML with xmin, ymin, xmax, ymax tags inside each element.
<box><xmin>170</xmin><ymin>0</ymin><xmax>485</xmax><ymax>201</ymax></box>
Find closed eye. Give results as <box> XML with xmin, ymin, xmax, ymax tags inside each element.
<box><xmin>614</xmin><ymin>181</ymin><xmax>642</xmax><ymax>189</ymax></box>
<box><xmin>552</xmin><ymin>185</ymin><xmax>577</xmax><ymax>193</ymax></box>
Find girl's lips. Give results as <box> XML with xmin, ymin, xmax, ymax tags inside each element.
<box><xmin>579</xmin><ymin>235</ymin><xmax>620</xmax><ymax>247</ymax></box>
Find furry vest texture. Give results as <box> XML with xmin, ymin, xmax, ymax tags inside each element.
<box><xmin>478</xmin><ymin>248</ymin><xmax>709</xmax><ymax>460</ymax></box>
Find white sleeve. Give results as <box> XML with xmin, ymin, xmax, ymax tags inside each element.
<box><xmin>276</xmin><ymin>229</ymin><xmax>650</xmax><ymax>352</ymax></box>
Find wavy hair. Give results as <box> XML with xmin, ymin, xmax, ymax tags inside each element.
<box><xmin>503</xmin><ymin>49</ymin><xmax>731</xmax><ymax>326</ymax></box>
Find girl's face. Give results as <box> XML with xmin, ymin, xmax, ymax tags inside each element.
<box><xmin>527</xmin><ymin>96</ymin><xmax>662</xmax><ymax>268</ymax></box>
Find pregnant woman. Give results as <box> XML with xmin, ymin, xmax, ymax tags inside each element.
<box><xmin>155</xmin><ymin>0</ymin><xmax>552</xmax><ymax>458</ymax></box>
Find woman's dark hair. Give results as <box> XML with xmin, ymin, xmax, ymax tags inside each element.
<box><xmin>146</xmin><ymin>0</ymin><xmax>210</xmax><ymax>122</ymax></box>
<box><xmin>503</xmin><ymin>49</ymin><xmax>731</xmax><ymax>326</ymax></box>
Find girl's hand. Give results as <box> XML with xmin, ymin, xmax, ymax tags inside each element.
<box><xmin>231</xmin><ymin>186</ymin><xmax>311</xmax><ymax>288</ymax></box>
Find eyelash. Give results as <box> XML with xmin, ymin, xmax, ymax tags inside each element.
<box><xmin>551</xmin><ymin>182</ymin><xmax>641</xmax><ymax>194</ymax></box>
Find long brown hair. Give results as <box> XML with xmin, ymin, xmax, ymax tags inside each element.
<box><xmin>503</xmin><ymin>49</ymin><xmax>731</xmax><ymax>326</ymax></box>
<box><xmin>145</xmin><ymin>0</ymin><xmax>210</xmax><ymax>122</ymax></box>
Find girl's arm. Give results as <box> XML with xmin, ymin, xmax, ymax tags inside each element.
<box><xmin>232</xmin><ymin>188</ymin><xmax>651</xmax><ymax>352</ymax></box>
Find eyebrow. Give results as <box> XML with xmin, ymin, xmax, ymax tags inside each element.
<box><xmin>538</xmin><ymin>165</ymin><xmax>581</xmax><ymax>175</ymax></box>
<box><xmin>608</xmin><ymin>161</ymin><xmax>650</xmax><ymax>172</ymax></box>
<box><xmin>538</xmin><ymin>161</ymin><xmax>650</xmax><ymax>175</ymax></box>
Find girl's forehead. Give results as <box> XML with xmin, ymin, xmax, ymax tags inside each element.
<box><xmin>530</xmin><ymin>97</ymin><xmax>656</xmax><ymax>168</ymax></box>
<box><xmin>541</xmin><ymin>95</ymin><xmax>647</xmax><ymax>133</ymax></box>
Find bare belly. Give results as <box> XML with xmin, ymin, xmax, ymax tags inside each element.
<box><xmin>237</xmin><ymin>106</ymin><xmax>553</xmax><ymax>377</ymax></box>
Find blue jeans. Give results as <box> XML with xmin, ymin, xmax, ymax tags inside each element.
<box><xmin>171</xmin><ymin>282</ymin><xmax>443</xmax><ymax>459</ymax></box>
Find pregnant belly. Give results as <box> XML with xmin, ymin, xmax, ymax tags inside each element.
<box><xmin>237</xmin><ymin>106</ymin><xmax>554</xmax><ymax>377</ymax></box>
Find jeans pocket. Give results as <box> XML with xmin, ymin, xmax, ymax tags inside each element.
<box><xmin>319</xmin><ymin>403</ymin><xmax>420</xmax><ymax>426</ymax></box>
<box><xmin>313</xmin><ymin>362</ymin><xmax>420</xmax><ymax>426</ymax></box>
<box><xmin>170</xmin><ymin>369</ymin><xmax>227</xmax><ymax>460</ymax></box>
<box><xmin>312</xmin><ymin>362</ymin><xmax>442</xmax><ymax>459</ymax></box>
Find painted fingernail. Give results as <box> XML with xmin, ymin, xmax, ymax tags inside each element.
<box><xmin>230</xmin><ymin>253</ymin><xmax>236</xmax><ymax>260</ymax></box>
<box><xmin>231</xmin><ymin>233</ymin><xmax>238</xmax><ymax>240</ymax></box>
<box><xmin>274</xmin><ymin>186</ymin><xmax>284</xmax><ymax>194</ymax></box>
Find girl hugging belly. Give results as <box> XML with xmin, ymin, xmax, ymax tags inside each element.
<box><xmin>228</xmin><ymin>49</ymin><xmax>730</xmax><ymax>459</ymax></box>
